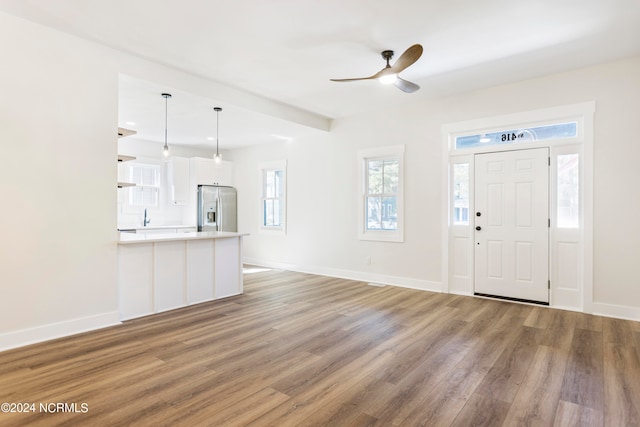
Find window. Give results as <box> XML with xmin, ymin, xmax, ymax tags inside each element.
<box><xmin>557</xmin><ymin>153</ymin><xmax>579</xmax><ymax>228</ymax></box>
<box><xmin>453</xmin><ymin>163</ymin><xmax>470</xmax><ymax>225</ymax></box>
<box><xmin>455</xmin><ymin>122</ymin><xmax>577</xmax><ymax>150</ymax></box>
<box><xmin>127</xmin><ymin>163</ymin><xmax>160</xmax><ymax>207</ymax></box>
<box><xmin>358</xmin><ymin>145</ymin><xmax>404</xmax><ymax>242</ymax></box>
<box><xmin>260</xmin><ymin>160</ymin><xmax>286</xmax><ymax>233</ymax></box>
<box><xmin>366</xmin><ymin>159</ymin><xmax>399</xmax><ymax>230</ymax></box>
<box><xmin>263</xmin><ymin>170</ymin><xmax>284</xmax><ymax>227</ymax></box>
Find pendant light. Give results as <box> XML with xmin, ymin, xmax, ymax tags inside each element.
<box><xmin>213</xmin><ymin>107</ymin><xmax>223</xmax><ymax>164</ymax></box>
<box><xmin>162</xmin><ymin>93</ymin><xmax>172</xmax><ymax>157</ymax></box>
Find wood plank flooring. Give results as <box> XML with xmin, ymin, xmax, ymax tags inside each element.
<box><xmin>1</xmin><ymin>268</ymin><xmax>639</xmax><ymax>426</ymax></box>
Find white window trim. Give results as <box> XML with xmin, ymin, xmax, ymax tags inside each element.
<box><xmin>259</xmin><ymin>160</ymin><xmax>287</xmax><ymax>235</ymax></box>
<box><xmin>120</xmin><ymin>160</ymin><xmax>161</xmax><ymax>214</ymax></box>
<box><xmin>358</xmin><ymin>145</ymin><xmax>405</xmax><ymax>242</ymax></box>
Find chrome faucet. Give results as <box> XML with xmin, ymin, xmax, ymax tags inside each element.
<box><xmin>143</xmin><ymin>208</ymin><xmax>151</xmax><ymax>227</ymax></box>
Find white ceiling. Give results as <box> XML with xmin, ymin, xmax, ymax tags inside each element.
<box><xmin>117</xmin><ymin>75</ymin><xmax>323</xmax><ymax>150</ymax></box>
<box><xmin>2</xmin><ymin>0</ymin><xmax>640</xmax><ymax>149</ymax></box>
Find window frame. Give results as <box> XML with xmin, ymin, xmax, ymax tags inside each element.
<box><xmin>556</xmin><ymin>152</ymin><xmax>580</xmax><ymax>229</ymax></box>
<box><xmin>259</xmin><ymin>160</ymin><xmax>287</xmax><ymax>234</ymax></box>
<box><xmin>454</xmin><ymin>121</ymin><xmax>578</xmax><ymax>150</ymax></box>
<box><xmin>358</xmin><ymin>145</ymin><xmax>405</xmax><ymax>242</ymax></box>
<box><xmin>123</xmin><ymin>162</ymin><xmax>161</xmax><ymax>211</ymax></box>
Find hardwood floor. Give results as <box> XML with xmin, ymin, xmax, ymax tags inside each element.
<box><xmin>1</xmin><ymin>268</ymin><xmax>639</xmax><ymax>426</ymax></box>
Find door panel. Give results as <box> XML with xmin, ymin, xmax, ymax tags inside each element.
<box><xmin>487</xmin><ymin>184</ymin><xmax>504</xmax><ymax>226</ymax></box>
<box><xmin>475</xmin><ymin>148</ymin><xmax>549</xmax><ymax>303</ymax></box>
<box><xmin>487</xmin><ymin>241</ymin><xmax>503</xmax><ymax>278</ymax></box>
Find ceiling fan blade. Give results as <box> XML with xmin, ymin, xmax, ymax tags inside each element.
<box><xmin>390</xmin><ymin>44</ymin><xmax>423</xmax><ymax>73</ymax></box>
<box><xmin>330</xmin><ymin>67</ymin><xmax>389</xmax><ymax>82</ymax></box>
<box><xmin>330</xmin><ymin>76</ymin><xmax>377</xmax><ymax>82</ymax></box>
<box><xmin>394</xmin><ymin>77</ymin><xmax>420</xmax><ymax>93</ymax></box>
<box><xmin>330</xmin><ymin>44</ymin><xmax>422</xmax><ymax>89</ymax></box>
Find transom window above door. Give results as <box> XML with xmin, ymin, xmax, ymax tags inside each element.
<box><xmin>455</xmin><ymin>122</ymin><xmax>577</xmax><ymax>150</ymax></box>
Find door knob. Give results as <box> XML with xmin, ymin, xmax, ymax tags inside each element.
<box><xmin>476</xmin><ymin>226</ymin><xmax>482</xmax><ymax>231</ymax></box>
<box><xmin>476</xmin><ymin>212</ymin><xmax>481</xmax><ymax>216</ymax></box>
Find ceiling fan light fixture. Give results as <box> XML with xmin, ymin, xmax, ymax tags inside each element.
<box><xmin>379</xmin><ymin>73</ymin><xmax>398</xmax><ymax>85</ymax></box>
<box><xmin>330</xmin><ymin>44</ymin><xmax>423</xmax><ymax>93</ymax></box>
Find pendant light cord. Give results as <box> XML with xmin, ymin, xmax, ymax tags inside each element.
<box><xmin>214</xmin><ymin>107</ymin><xmax>222</xmax><ymax>161</ymax></box>
<box><xmin>216</xmin><ymin>109</ymin><xmax>219</xmax><ymax>156</ymax></box>
<box><xmin>165</xmin><ymin>96</ymin><xmax>168</xmax><ymax>146</ymax></box>
<box><xmin>161</xmin><ymin>93</ymin><xmax>172</xmax><ymax>157</ymax></box>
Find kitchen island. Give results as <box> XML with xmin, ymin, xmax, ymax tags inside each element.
<box><xmin>118</xmin><ymin>231</ymin><xmax>248</xmax><ymax>320</ymax></box>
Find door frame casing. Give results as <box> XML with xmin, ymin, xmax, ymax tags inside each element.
<box><xmin>441</xmin><ymin>102</ymin><xmax>595</xmax><ymax>312</ymax></box>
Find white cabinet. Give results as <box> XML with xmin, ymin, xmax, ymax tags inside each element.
<box><xmin>186</xmin><ymin>240</ymin><xmax>215</xmax><ymax>304</ymax></box>
<box><xmin>154</xmin><ymin>241</ymin><xmax>186</xmax><ymax>312</ymax></box>
<box><xmin>214</xmin><ymin>237</ymin><xmax>243</xmax><ymax>298</ymax></box>
<box><xmin>212</xmin><ymin>161</ymin><xmax>233</xmax><ymax>186</ymax></box>
<box><xmin>168</xmin><ymin>157</ymin><xmax>190</xmax><ymax>205</ymax></box>
<box><xmin>192</xmin><ymin>157</ymin><xmax>214</xmax><ymax>184</ymax></box>
<box><xmin>118</xmin><ymin>234</ymin><xmax>245</xmax><ymax>321</ymax></box>
<box><xmin>191</xmin><ymin>157</ymin><xmax>233</xmax><ymax>186</ymax></box>
<box><xmin>118</xmin><ymin>244</ymin><xmax>153</xmax><ymax>320</ymax></box>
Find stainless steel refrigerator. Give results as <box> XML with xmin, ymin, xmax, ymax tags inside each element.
<box><xmin>197</xmin><ymin>185</ymin><xmax>237</xmax><ymax>232</ymax></box>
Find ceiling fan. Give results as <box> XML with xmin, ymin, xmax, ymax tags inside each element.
<box><xmin>330</xmin><ymin>44</ymin><xmax>423</xmax><ymax>93</ymax></box>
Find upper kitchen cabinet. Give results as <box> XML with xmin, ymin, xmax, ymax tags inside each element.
<box><xmin>168</xmin><ymin>157</ymin><xmax>190</xmax><ymax>205</ymax></box>
<box><xmin>191</xmin><ymin>157</ymin><xmax>233</xmax><ymax>186</ymax></box>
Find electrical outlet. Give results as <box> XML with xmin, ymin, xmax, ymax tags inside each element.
<box><xmin>365</xmin><ymin>256</ymin><xmax>371</xmax><ymax>265</ymax></box>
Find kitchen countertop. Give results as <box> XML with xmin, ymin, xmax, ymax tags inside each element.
<box><xmin>118</xmin><ymin>231</ymin><xmax>249</xmax><ymax>244</ymax></box>
<box><xmin>117</xmin><ymin>225</ymin><xmax>196</xmax><ymax>232</ymax></box>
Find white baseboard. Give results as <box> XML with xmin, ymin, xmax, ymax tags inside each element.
<box><xmin>591</xmin><ymin>302</ymin><xmax>640</xmax><ymax>322</ymax></box>
<box><xmin>243</xmin><ymin>259</ymin><xmax>640</xmax><ymax>323</ymax></box>
<box><xmin>0</xmin><ymin>311</ymin><xmax>120</xmax><ymax>352</ymax></box>
<box><xmin>243</xmin><ymin>257</ymin><xmax>443</xmax><ymax>293</ymax></box>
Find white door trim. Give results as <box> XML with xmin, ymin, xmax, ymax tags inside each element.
<box><xmin>441</xmin><ymin>102</ymin><xmax>595</xmax><ymax>312</ymax></box>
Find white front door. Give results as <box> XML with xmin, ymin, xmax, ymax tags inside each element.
<box><xmin>474</xmin><ymin>148</ymin><xmax>549</xmax><ymax>303</ymax></box>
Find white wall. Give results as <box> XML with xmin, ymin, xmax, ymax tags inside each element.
<box><xmin>228</xmin><ymin>107</ymin><xmax>454</xmax><ymax>291</ymax></box>
<box><xmin>0</xmin><ymin>12</ymin><xmax>120</xmax><ymax>348</ymax></box>
<box><xmin>0</xmin><ymin>11</ymin><xmax>321</xmax><ymax>351</ymax></box>
<box><xmin>228</xmin><ymin>55</ymin><xmax>640</xmax><ymax>318</ymax></box>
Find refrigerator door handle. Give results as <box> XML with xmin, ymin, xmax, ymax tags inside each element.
<box><xmin>216</xmin><ymin>196</ymin><xmax>221</xmax><ymax>231</ymax></box>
